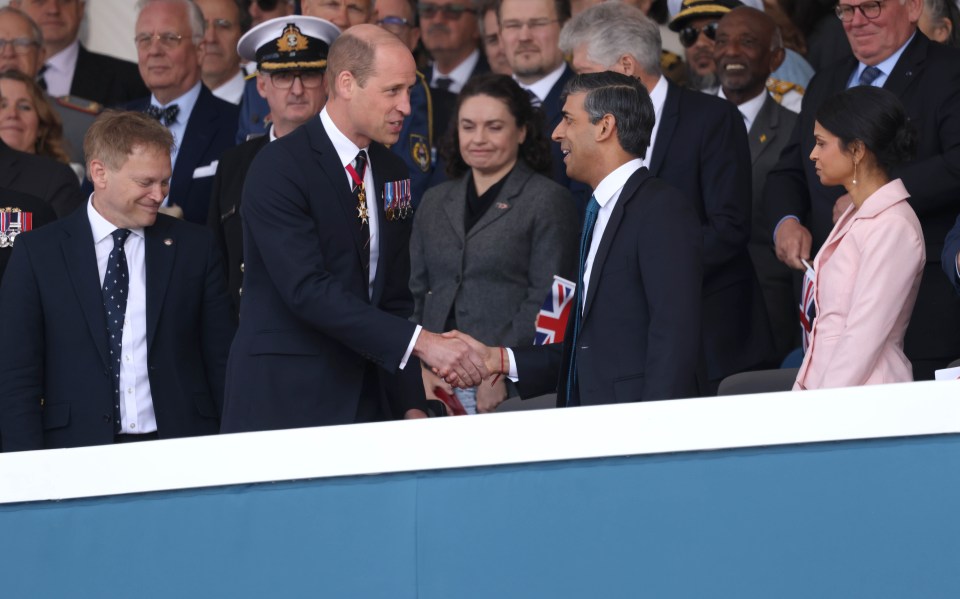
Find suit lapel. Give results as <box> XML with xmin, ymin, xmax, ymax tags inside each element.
<box><xmin>883</xmin><ymin>32</ymin><xmax>926</xmax><ymax>98</ymax></box>
<box><xmin>582</xmin><ymin>167</ymin><xmax>651</xmax><ymax>319</ymax></box>
<box><xmin>144</xmin><ymin>218</ymin><xmax>176</xmax><ymax>351</ymax></box>
<box><xmin>60</xmin><ymin>209</ymin><xmax>110</xmax><ymax>369</ymax></box>
<box><xmin>649</xmin><ymin>82</ymin><xmax>679</xmax><ymax>176</ymax></box>
<box><xmin>443</xmin><ymin>175</ymin><xmax>469</xmax><ymax>242</ymax></box>
<box><xmin>466</xmin><ymin>164</ymin><xmax>532</xmax><ymax>239</ymax></box>
<box><xmin>170</xmin><ymin>86</ymin><xmax>218</xmax><ymax>203</ymax></box>
<box><xmin>749</xmin><ymin>95</ymin><xmax>780</xmax><ymax>165</ymax></box>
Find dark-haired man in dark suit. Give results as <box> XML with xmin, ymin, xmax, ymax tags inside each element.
<box><xmin>449</xmin><ymin>71</ymin><xmax>703</xmax><ymax>407</ymax></box>
<box><xmin>562</xmin><ymin>2</ymin><xmax>772</xmax><ymax>393</ymax></box>
<box><xmin>765</xmin><ymin>0</ymin><xmax>960</xmax><ymax>379</ymax></box>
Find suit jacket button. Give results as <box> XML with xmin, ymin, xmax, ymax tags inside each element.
<box><xmin>240</xmin><ymin>262</ymin><xmax>245</xmax><ymax>273</ymax></box>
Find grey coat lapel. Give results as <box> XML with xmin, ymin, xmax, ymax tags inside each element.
<box><xmin>466</xmin><ymin>162</ymin><xmax>534</xmax><ymax>239</ymax></box>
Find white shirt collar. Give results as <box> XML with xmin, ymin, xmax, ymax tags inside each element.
<box><xmin>593</xmin><ymin>159</ymin><xmax>644</xmax><ymax>208</ymax></box>
<box><xmin>431</xmin><ymin>49</ymin><xmax>479</xmax><ymax>94</ymax></box>
<box><xmin>516</xmin><ymin>62</ymin><xmax>567</xmax><ymax>104</ymax></box>
<box><xmin>210</xmin><ymin>71</ymin><xmax>246</xmax><ymax>105</ymax></box>
<box><xmin>87</xmin><ymin>194</ymin><xmax>145</xmax><ymax>243</ymax></box>
<box><xmin>151</xmin><ymin>80</ymin><xmax>202</xmax><ymax>113</ymax></box>
<box><xmin>849</xmin><ymin>31</ymin><xmax>916</xmax><ymax>88</ymax></box>
<box><xmin>648</xmin><ymin>75</ymin><xmax>669</xmax><ymax>115</ymax></box>
<box><xmin>718</xmin><ymin>88</ymin><xmax>766</xmax><ymax>132</ymax></box>
<box><xmin>319</xmin><ymin>107</ymin><xmax>366</xmax><ymax>169</ymax></box>
<box><xmin>42</xmin><ymin>39</ymin><xmax>80</xmax><ymax>97</ymax></box>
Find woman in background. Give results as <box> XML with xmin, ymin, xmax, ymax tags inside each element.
<box><xmin>919</xmin><ymin>0</ymin><xmax>960</xmax><ymax>48</ymax></box>
<box><xmin>410</xmin><ymin>74</ymin><xmax>579</xmax><ymax>414</ymax></box>
<box><xmin>0</xmin><ymin>71</ymin><xmax>82</xmax><ymax>180</ymax></box>
<box><xmin>795</xmin><ymin>86</ymin><xmax>923</xmax><ymax>390</ymax></box>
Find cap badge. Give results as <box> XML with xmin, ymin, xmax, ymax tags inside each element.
<box><xmin>277</xmin><ymin>24</ymin><xmax>309</xmax><ymax>53</ymax></box>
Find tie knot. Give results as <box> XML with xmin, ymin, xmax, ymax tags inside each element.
<box><xmin>435</xmin><ymin>77</ymin><xmax>453</xmax><ymax>91</ymax></box>
<box><xmin>858</xmin><ymin>65</ymin><xmax>883</xmax><ymax>87</ymax></box>
<box><xmin>146</xmin><ymin>104</ymin><xmax>180</xmax><ymax>126</ymax></box>
<box><xmin>585</xmin><ymin>195</ymin><xmax>600</xmax><ymax>219</ymax></box>
<box><xmin>525</xmin><ymin>88</ymin><xmax>542</xmax><ymax>108</ymax></box>
<box><xmin>111</xmin><ymin>228</ymin><xmax>131</xmax><ymax>247</ymax></box>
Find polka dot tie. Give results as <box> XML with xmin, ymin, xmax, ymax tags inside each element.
<box><xmin>103</xmin><ymin>228</ymin><xmax>131</xmax><ymax>433</ymax></box>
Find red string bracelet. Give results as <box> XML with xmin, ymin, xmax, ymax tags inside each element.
<box><xmin>490</xmin><ymin>347</ymin><xmax>504</xmax><ymax>386</ymax></box>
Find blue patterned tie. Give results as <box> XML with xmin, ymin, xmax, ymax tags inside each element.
<box><xmin>858</xmin><ymin>65</ymin><xmax>883</xmax><ymax>87</ymax></box>
<box><xmin>103</xmin><ymin>229</ymin><xmax>131</xmax><ymax>433</ymax></box>
<box><xmin>565</xmin><ymin>196</ymin><xmax>601</xmax><ymax>407</ymax></box>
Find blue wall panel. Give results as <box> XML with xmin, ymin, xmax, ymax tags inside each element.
<box><xmin>3</xmin><ymin>435</ymin><xmax>960</xmax><ymax>598</ymax></box>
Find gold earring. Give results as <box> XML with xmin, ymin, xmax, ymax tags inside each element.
<box><xmin>852</xmin><ymin>161</ymin><xmax>858</xmax><ymax>185</ymax></box>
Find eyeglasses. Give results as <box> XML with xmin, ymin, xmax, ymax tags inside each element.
<box><xmin>678</xmin><ymin>21</ymin><xmax>719</xmax><ymax>48</ymax></box>
<box><xmin>270</xmin><ymin>71</ymin><xmax>324</xmax><ymax>89</ymax></box>
<box><xmin>134</xmin><ymin>32</ymin><xmax>186</xmax><ymax>50</ymax></box>
<box><xmin>0</xmin><ymin>37</ymin><xmax>40</xmax><ymax>55</ymax></box>
<box><xmin>204</xmin><ymin>18</ymin><xmax>237</xmax><ymax>32</ymax></box>
<box><xmin>418</xmin><ymin>3</ymin><xmax>474</xmax><ymax>20</ymax></box>
<box><xmin>500</xmin><ymin>18</ymin><xmax>560</xmax><ymax>33</ymax></box>
<box><xmin>834</xmin><ymin>1</ymin><xmax>885</xmax><ymax>22</ymax></box>
<box><xmin>378</xmin><ymin>16</ymin><xmax>414</xmax><ymax>36</ymax></box>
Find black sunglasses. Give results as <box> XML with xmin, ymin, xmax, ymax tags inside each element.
<box><xmin>679</xmin><ymin>21</ymin><xmax>719</xmax><ymax>48</ymax></box>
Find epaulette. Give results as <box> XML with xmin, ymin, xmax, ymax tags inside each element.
<box><xmin>55</xmin><ymin>95</ymin><xmax>103</xmax><ymax>115</ymax></box>
<box><xmin>661</xmin><ymin>50</ymin><xmax>687</xmax><ymax>88</ymax></box>
<box><xmin>766</xmin><ymin>77</ymin><xmax>805</xmax><ymax>102</ymax></box>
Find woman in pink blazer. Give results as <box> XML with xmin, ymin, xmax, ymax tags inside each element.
<box><xmin>795</xmin><ymin>87</ymin><xmax>924</xmax><ymax>390</ymax></box>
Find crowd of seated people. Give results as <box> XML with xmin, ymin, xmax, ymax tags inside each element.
<box><xmin>1</xmin><ymin>0</ymin><xmax>960</xmax><ymax>452</ymax></box>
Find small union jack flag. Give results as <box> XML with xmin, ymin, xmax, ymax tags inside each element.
<box><xmin>534</xmin><ymin>275</ymin><xmax>576</xmax><ymax>345</ymax></box>
<box><xmin>799</xmin><ymin>261</ymin><xmax>816</xmax><ymax>353</ymax></box>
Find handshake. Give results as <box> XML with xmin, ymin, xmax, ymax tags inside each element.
<box><xmin>412</xmin><ymin>329</ymin><xmax>510</xmax><ymax>389</ymax></box>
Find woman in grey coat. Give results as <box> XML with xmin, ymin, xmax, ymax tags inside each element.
<box><xmin>410</xmin><ymin>74</ymin><xmax>579</xmax><ymax>414</ymax></box>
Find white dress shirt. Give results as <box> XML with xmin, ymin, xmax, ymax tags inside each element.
<box><xmin>318</xmin><ymin>109</ymin><xmax>420</xmax><ymax>367</ymax></box>
<box><xmin>718</xmin><ymin>88</ymin><xmax>766</xmax><ymax>133</ymax></box>
<box><xmin>211</xmin><ymin>70</ymin><xmax>246</xmax><ymax>105</ymax></box>
<box><xmin>516</xmin><ymin>62</ymin><xmax>567</xmax><ymax>105</ymax></box>
<box><xmin>430</xmin><ymin>49</ymin><xmax>479</xmax><ymax>94</ymax></box>
<box><xmin>508</xmin><ymin>159</ymin><xmax>644</xmax><ymax>379</ymax></box>
<box><xmin>87</xmin><ymin>198</ymin><xmax>157</xmax><ymax>434</ymax></box>
<box><xmin>643</xmin><ymin>76</ymin><xmax>669</xmax><ymax>168</ymax></box>
<box><xmin>41</xmin><ymin>39</ymin><xmax>80</xmax><ymax>97</ymax></box>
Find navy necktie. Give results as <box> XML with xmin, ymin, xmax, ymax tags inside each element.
<box><xmin>565</xmin><ymin>196</ymin><xmax>601</xmax><ymax>407</ymax></box>
<box><xmin>146</xmin><ymin>104</ymin><xmax>180</xmax><ymax>126</ymax></box>
<box><xmin>103</xmin><ymin>228</ymin><xmax>131</xmax><ymax>433</ymax></box>
<box><xmin>434</xmin><ymin>77</ymin><xmax>453</xmax><ymax>92</ymax></box>
<box><xmin>37</xmin><ymin>64</ymin><xmax>49</xmax><ymax>92</ymax></box>
<box><xmin>525</xmin><ymin>88</ymin><xmax>542</xmax><ymax>108</ymax></box>
<box><xmin>858</xmin><ymin>66</ymin><xmax>883</xmax><ymax>87</ymax></box>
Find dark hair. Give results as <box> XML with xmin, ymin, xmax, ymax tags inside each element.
<box><xmin>815</xmin><ymin>86</ymin><xmax>917</xmax><ymax>178</ymax></box>
<box><xmin>560</xmin><ymin>71</ymin><xmax>655</xmax><ymax>159</ymax></box>
<box><xmin>442</xmin><ymin>73</ymin><xmax>552</xmax><ymax>178</ymax></box>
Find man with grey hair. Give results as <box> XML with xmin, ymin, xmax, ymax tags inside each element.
<box><xmin>126</xmin><ymin>0</ymin><xmax>239</xmax><ymax>224</ymax></box>
<box><xmin>447</xmin><ymin>70</ymin><xmax>703</xmax><ymax>408</ymax></box>
<box><xmin>560</xmin><ymin>1</ymin><xmax>772</xmax><ymax>395</ymax></box>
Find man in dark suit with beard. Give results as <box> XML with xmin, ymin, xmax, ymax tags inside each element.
<box><xmin>221</xmin><ymin>25</ymin><xmax>487</xmax><ymax>433</ymax></box>
<box><xmin>448</xmin><ymin>71</ymin><xmax>703</xmax><ymax>408</ymax></box>
<box><xmin>766</xmin><ymin>0</ymin><xmax>960</xmax><ymax>379</ymax></box>
<box><xmin>208</xmin><ymin>15</ymin><xmax>339</xmax><ymax>315</ymax></box>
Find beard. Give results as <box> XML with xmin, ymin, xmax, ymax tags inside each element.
<box><xmin>686</xmin><ymin>66</ymin><xmax>719</xmax><ymax>92</ymax></box>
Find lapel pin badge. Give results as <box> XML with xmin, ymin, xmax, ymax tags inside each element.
<box><xmin>163</xmin><ymin>238</ymin><xmax>174</xmax><ymax>246</ymax></box>
<box><xmin>496</xmin><ymin>202</ymin><xmax>509</xmax><ymax>210</ymax></box>
<box><xmin>759</xmin><ymin>134</ymin><xmax>767</xmax><ymax>143</ymax></box>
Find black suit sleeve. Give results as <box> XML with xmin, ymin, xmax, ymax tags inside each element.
<box><xmin>0</xmin><ymin>240</ymin><xmax>46</xmax><ymax>451</ymax></box>
<box><xmin>762</xmin><ymin>82</ymin><xmax>816</xmax><ymax>237</ymax></box>
<box><xmin>700</xmin><ymin>101</ymin><xmax>753</xmax><ymax>269</ymax></box>
<box><xmin>199</xmin><ymin>231</ymin><xmax>237</xmax><ymax>412</ymax></box>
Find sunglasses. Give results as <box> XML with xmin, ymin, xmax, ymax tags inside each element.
<box><xmin>678</xmin><ymin>21</ymin><xmax>719</xmax><ymax>48</ymax></box>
